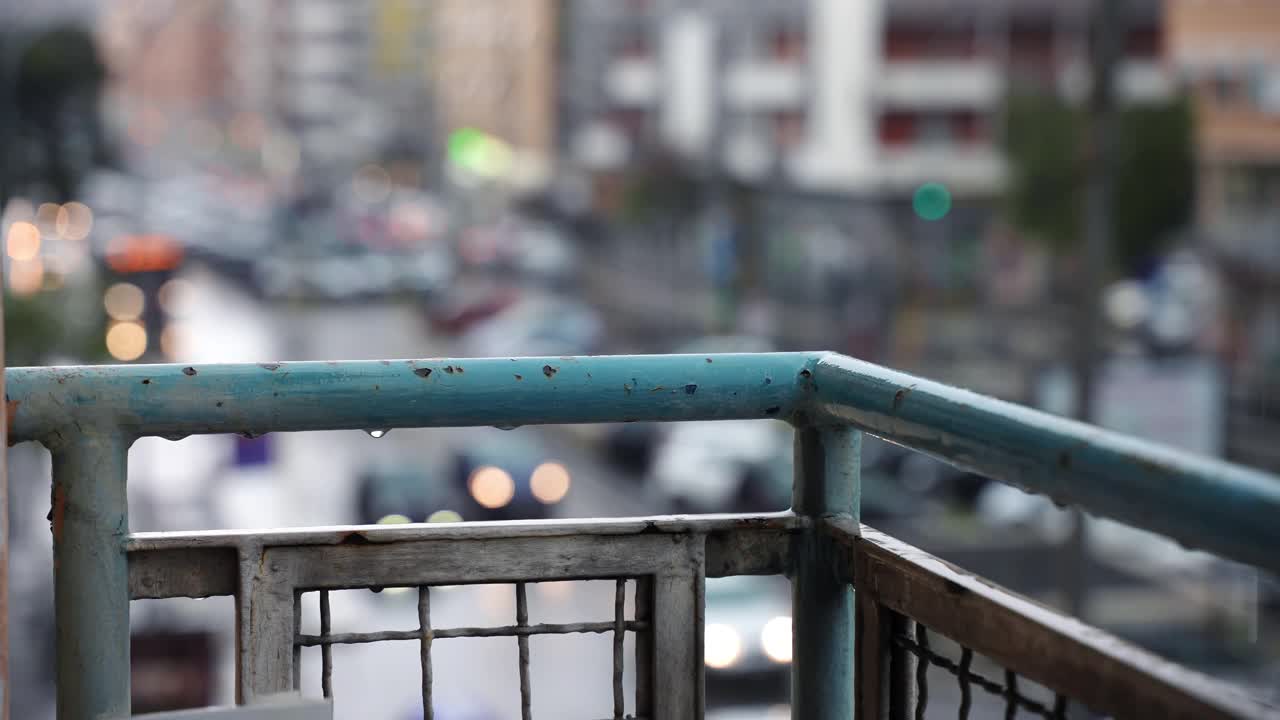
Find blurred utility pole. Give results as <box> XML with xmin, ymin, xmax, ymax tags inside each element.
<box><xmin>1063</xmin><ymin>0</ymin><xmax>1126</xmax><ymax>619</ymax></box>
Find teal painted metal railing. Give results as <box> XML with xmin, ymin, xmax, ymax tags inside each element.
<box><xmin>8</xmin><ymin>352</ymin><xmax>1280</xmax><ymax>718</ymax></box>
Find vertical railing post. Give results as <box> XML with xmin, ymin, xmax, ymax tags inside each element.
<box><xmin>792</xmin><ymin>424</ymin><xmax>860</xmax><ymax>719</ymax></box>
<box><xmin>50</xmin><ymin>431</ymin><xmax>131</xmax><ymax>720</ymax></box>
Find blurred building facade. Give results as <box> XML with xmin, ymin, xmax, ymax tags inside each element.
<box><xmin>1167</xmin><ymin>0</ymin><xmax>1280</xmax><ymax>473</ymax></box>
<box><xmin>429</xmin><ymin>0</ymin><xmax>558</xmax><ymax>188</ymax></box>
<box><xmin>560</xmin><ymin>0</ymin><xmax>1170</xmax><ymax>197</ymax></box>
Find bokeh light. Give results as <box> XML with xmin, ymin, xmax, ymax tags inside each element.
<box><xmin>912</xmin><ymin>182</ymin><xmax>952</xmax><ymax>221</ymax></box>
<box><xmin>761</xmin><ymin>616</ymin><xmax>792</xmax><ymax>663</ymax></box>
<box><xmin>106</xmin><ymin>322</ymin><xmax>148</xmax><ymax>361</ymax></box>
<box><xmin>158</xmin><ymin>277</ymin><xmax>193</xmax><ymax>317</ymax></box>
<box><xmin>55</xmin><ymin>202</ymin><xmax>94</xmax><ymax>240</ymax></box>
<box><xmin>376</xmin><ymin>514</ymin><xmax>412</xmax><ymax>525</ymax></box>
<box><xmin>103</xmin><ymin>282</ymin><xmax>145</xmax><ymax>320</ymax></box>
<box><xmin>530</xmin><ymin>461</ymin><xmax>571</xmax><ymax>504</ymax></box>
<box><xmin>6</xmin><ymin>221</ymin><xmax>41</xmax><ymax>260</ymax></box>
<box><xmin>427</xmin><ymin>510</ymin><xmax>463</xmax><ymax>523</ymax></box>
<box><xmin>159</xmin><ymin>324</ymin><xmax>182</xmax><ymax>360</ymax></box>
<box><xmin>36</xmin><ymin>203</ymin><xmax>61</xmax><ymax>229</ymax></box>
<box><xmin>468</xmin><ymin>466</ymin><xmax>515</xmax><ymax>509</ymax></box>
<box><xmin>704</xmin><ymin>623</ymin><xmax>742</xmax><ymax>669</ymax></box>
<box><xmin>8</xmin><ymin>258</ymin><xmax>45</xmax><ymax>296</ymax></box>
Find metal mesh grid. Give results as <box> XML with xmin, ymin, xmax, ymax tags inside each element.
<box><xmin>296</xmin><ymin>580</ymin><xmax>648</xmax><ymax>720</ymax></box>
<box><xmin>895</xmin><ymin>623</ymin><xmax>1072</xmax><ymax>720</ymax></box>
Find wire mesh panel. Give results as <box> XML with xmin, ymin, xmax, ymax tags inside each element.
<box><xmin>841</xmin><ymin>519</ymin><xmax>1280</xmax><ymax>720</ymax></box>
<box><xmin>236</xmin><ymin>531</ymin><xmax>705</xmax><ymax>719</ymax></box>
<box><xmin>295</xmin><ymin>581</ymin><xmax>645</xmax><ymax>719</ymax></box>
<box><xmin>894</xmin><ymin>622</ymin><xmax>1071</xmax><ymax>720</ymax></box>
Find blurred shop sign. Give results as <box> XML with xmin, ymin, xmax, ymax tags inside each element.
<box><xmin>1038</xmin><ymin>356</ymin><xmax>1225</xmax><ymax>457</ymax></box>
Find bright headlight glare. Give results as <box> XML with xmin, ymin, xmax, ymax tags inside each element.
<box><xmin>704</xmin><ymin>623</ymin><xmax>742</xmax><ymax>669</ymax></box>
<box><xmin>761</xmin><ymin>615</ymin><xmax>792</xmax><ymax>663</ymax></box>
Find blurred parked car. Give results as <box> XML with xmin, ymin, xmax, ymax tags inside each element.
<box><xmin>649</xmin><ymin>419</ymin><xmax>792</xmax><ymax>514</ymax></box>
<box><xmin>458</xmin><ymin>295</ymin><xmax>603</xmax><ymax>358</ymax></box>
<box><xmin>354</xmin><ymin>458</ymin><xmax>459</xmax><ymax>526</ymax></box>
<box><xmin>602</xmin><ymin>336</ymin><xmax>776</xmax><ymax>476</ymax></box>
<box><xmin>451</xmin><ymin>429</ymin><xmax>572</xmax><ymax>521</ymax></box>
<box><xmin>704</xmin><ymin>575</ymin><xmax>792</xmax><ymax>705</ymax></box>
<box><xmin>425</xmin><ymin>284</ymin><xmax>520</xmax><ymax>335</ymax></box>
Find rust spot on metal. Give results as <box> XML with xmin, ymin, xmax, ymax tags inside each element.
<box><xmin>7</xmin><ymin>399</ymin><xmax>18</xmax><ymax>430</ymax></box>
<box><xmin>623</xmin><ymin>383</ymin><xmax>632</xmax><ymax>395</ymax></box>
<box><xmin>800</xmin><ymin>369</ymin><xmax>812</xmax><ymax>379</ymax></box>
<box><xmin>684</xmin><ymin>384</ymin><xmax>698</xmax><ymax>395</ymax></box>
<box><xmin>141</xmin><ymin>378</ymin><xmax>151</xmax><ymax>385</ymax></box>
<box><xmin>764</xmin><ymin>406</ymin><xmax>781</xmax><ymax>415</ymax></box>
<box><xmin>514</xmin><ymin>374</ymin><xmax>523</xmax><ymax>381</ymax></box>
<box><xmin>542</xmin><ymin>365</ymin><xmax>558</xmax><ymax>378</ymax></box>
<box><xmin>381</xmin><ymin>360</ymin><xmax>391</xmax><ymax>366</ymax></box>
<box><xmin>182</xmin><ymin>367</ymin><xmax>197</xmax><ymax>376</ymax></box>
<box><xmin>764</xmin><ymin>377</ymin><xmax>772</xmax><ymax>385</ymax></box>
<box><xmin>443</xmin><ymin>366</ymin><xmax>456</xmax><ymax>374</ymax></box>
<box><xmin>414</xmin><ymin>368</ymin><xmax>433</xmax><ymax>378</ymax></box>
<box><xmin>454</xmin><ymin>366</ymin><xmax>464</xmax><ymax>373</ymax></box>
<box><xmin>944</xmin><ymin>579</ymin><xmax>968</xmax><ymax>596</ymax></box>
<box><xmin>374</xmin><ymin>384</ymin><xmax>380</xmax><ymax>390</ymax></box>
<box><xmin>706</xmin><ymin>357</ymin><xmax>713</xmax><ymax>363</ymax></box>
<box><xmin>893</xmin><ymin>387</ymin><xmax>913</xmax><ymax>410</ymax></box>
<box><xmin>339</xmin><ymin>531</ymin><xmax>373</xmax><ymax>545</ymax></box>
<box><xmin>259</xmin><ymin>363</ymin><xmax>281</xmax><ymax>371</ymax></box>
<box><xmin>216</xmin><ymin>401</ymin><xmax>224</xmax><ymax>408</ymax></box>
<box><xmin>51</xmin><ymin>483</ymin><xmax>67</xmax><ymax>544</ymax></box>
<box><xmin>650</xmin><ymin>386</ymin><xmax>665</xmax><ymax>392</ymax></box>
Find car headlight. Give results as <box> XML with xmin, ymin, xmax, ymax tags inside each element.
<box><xmin>761</xmin><ymin>615</ymin><xmax>792</xmax><ymax>664</ymax></box>
<box><xmin>704</xmin><ymin>623</ymin><xmax>742</xmax><ymax>669</ymax></box>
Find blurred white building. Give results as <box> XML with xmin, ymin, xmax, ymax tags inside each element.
<box><xmin>561</xmin><ymin>0</ymin><xmax>1172</xmax><ymax>198</ymax></box>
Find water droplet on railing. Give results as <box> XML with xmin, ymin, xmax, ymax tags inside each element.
<box><xmin>364</xmin><ymin>429</ymin><xmax>390</xmax><ymax>439</ymax></box>
<box><xmin>493</xmin><ymin>424</ymin><xmax>520</xmax><ymax>431</ymax></box>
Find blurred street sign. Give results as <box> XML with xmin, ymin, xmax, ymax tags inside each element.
<box><xmin>234</xmin><ymin>434</ymin><xmax>273</xmax><ymax>467</ymax></box>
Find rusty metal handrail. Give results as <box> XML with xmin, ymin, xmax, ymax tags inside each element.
<box><xmin>7</xmin><ymin>352</ymin><xmax>1280</xmax><ymax>718</ymax></box>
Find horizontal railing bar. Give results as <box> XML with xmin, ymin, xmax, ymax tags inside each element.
<box><xmin>829</xmin><ymin>517</ymin><xmax>1280</xmax><ymax>720</ymax></box>
<box><xmin>126</xmin><ymin>512</ymin><xmax>802</xmax><ymax>550</ymax></box>
<box><xmin>296</xmin><ymin>620</ymin><xmax>649</xmax><ymax>646</ymax></box>
<box><xmin>13</xmin><ymin>352</ymin><xmax>1280</xmax><ymax>572</ymax></box>
<box><xmin>811</xmin><ymin>354</ymin><xmax>1280</xmax><ymax>574</ymax></box>
<box><xmin>6</xmin><ymin>354</ymin><xmax>811</xmax><ymax>442</ymax></box>
<box><xmin>127</xmin><ymin>514</ymin><xmax>797</xmax><ymax>599</ymax></box>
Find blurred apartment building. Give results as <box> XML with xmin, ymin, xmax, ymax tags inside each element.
<box><xmin>430</xmin><ymin>0</ymin><xmax>559</xmax><ymax>189</ymax></box>
<box><xmin>560</xmin><ymin>0</ymin><xmax>1170</xmax><ymax>198</ymax></box>
<box><xmin>1167</xmin><ymin>0</ymin><xmax>1280</xmax><ymax>473</ymax></box>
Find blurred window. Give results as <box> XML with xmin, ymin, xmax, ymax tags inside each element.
<box><xmin>884</xmin><ymin>20</ymin><xmax>977</xmax><ymax>60</ymax></box>
<box><xmin>1009</xmin><ymin>16</ymin><xmax>1055</xmax><ymax>74</ymax></box>
<box><xmin>767</xmin><ymin>25</ymin><xmax>806</xmax><ymax>62</ymax></box>
<box><xmin>616</xmin><ymin>27</ymin><xmax>651</xmax><ymax>60</ymax></box>
<box><xmin>1124</xmin><ymin>24</ymin><xmax>1162</xmax><ymax>60</ymax></box>
<box><xmin>773</xmin><ymin>110</ymin><xmax>806</xmax><ymax>148</ymax></box>
<box><xmin>878</xmin><ymin>112</ymin><xmax>916</xmax><ymax>146</ymax></box>
<box><xmin>610</xmin><ymin>109</ymin><xmax>649</xmax><ymax>139</ymax></box>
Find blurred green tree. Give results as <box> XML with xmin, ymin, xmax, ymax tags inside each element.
<box><xmin>1003</xmin><ymin>92</ymin><xmax>1196</xmax><ymax>274</ymax></box>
